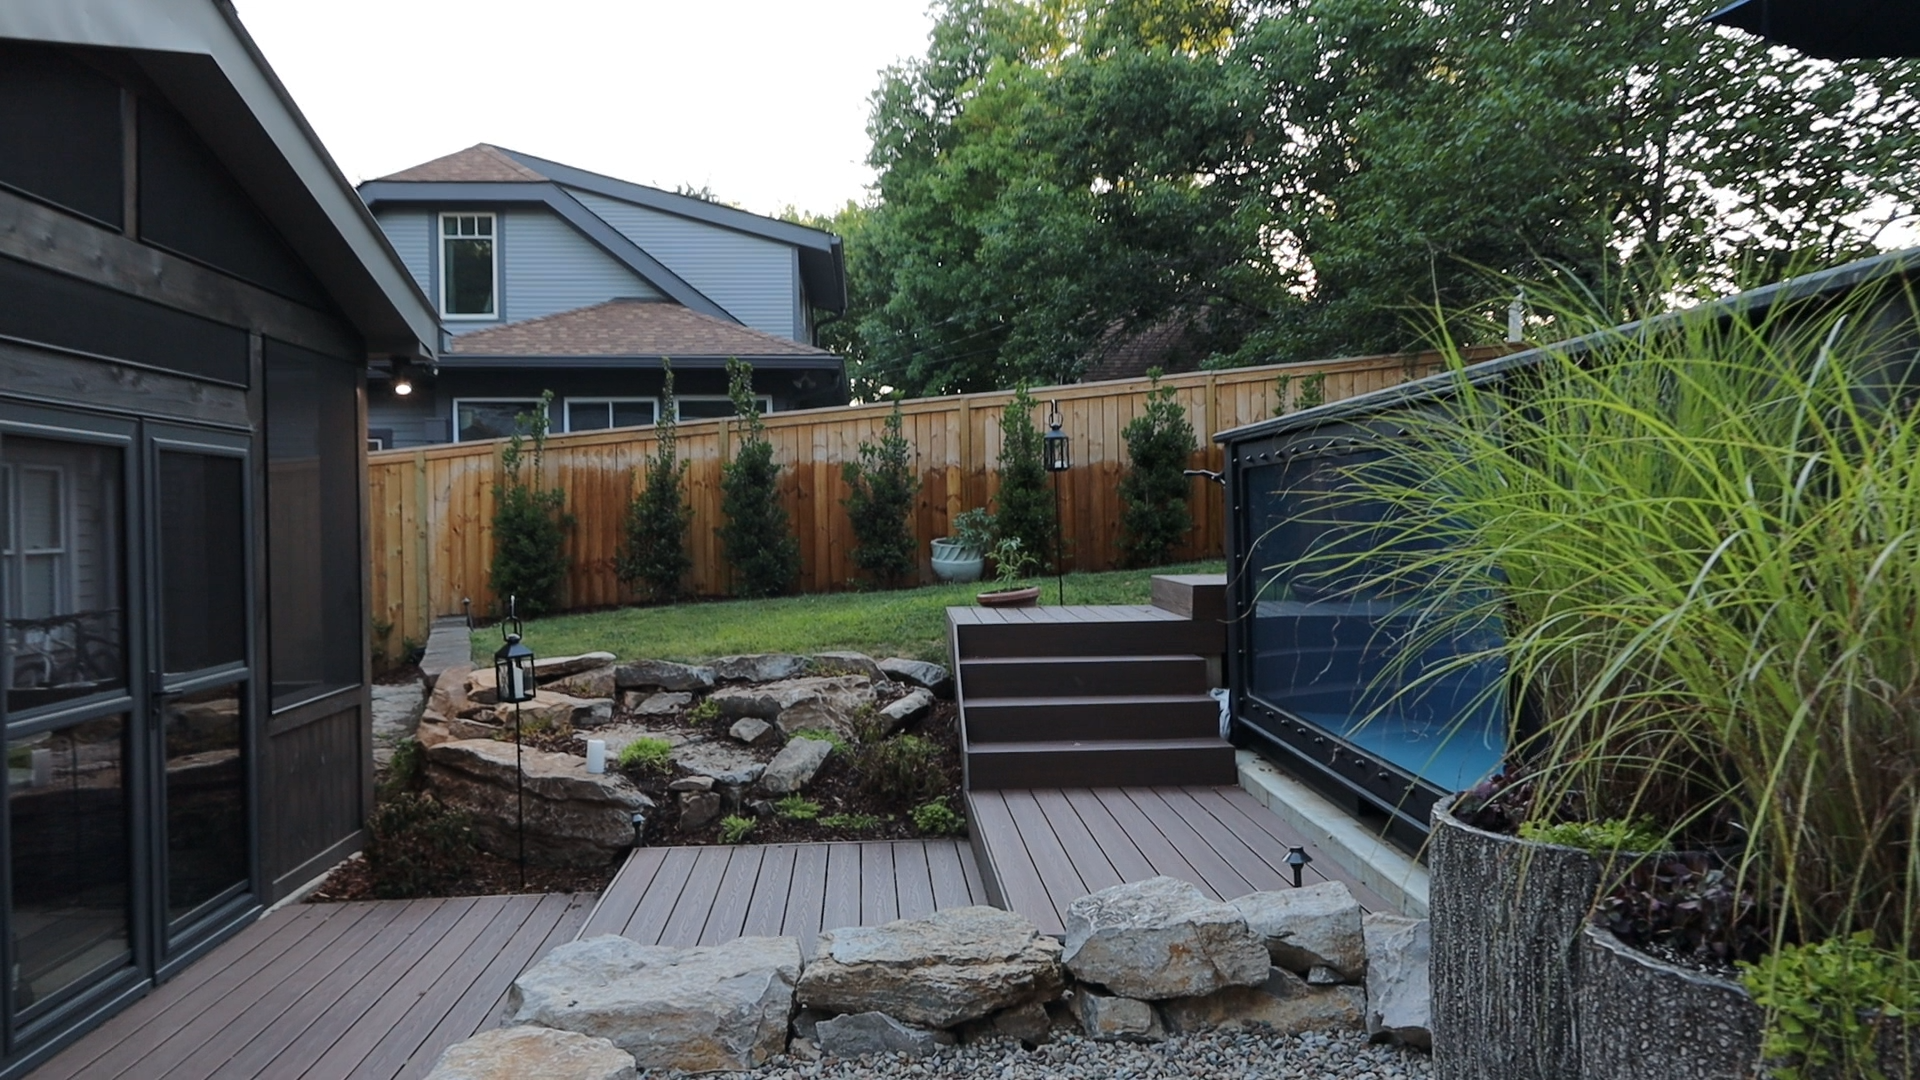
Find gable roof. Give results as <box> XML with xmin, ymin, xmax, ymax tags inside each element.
<box><xmin>360</xmin><ymin>145</ymin><xmax>848</xmax><ymax>315</ymax></box>
<box><xmin>444</xmin><ymin>298</ymin><xmax>837</xmax><ymax>366</ymax></box>
<box><xmin>0</xmin><ymin>0</ymin><xmax>438</xmax><ymax>359</ymax></box>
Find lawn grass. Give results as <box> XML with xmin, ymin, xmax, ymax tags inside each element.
<box><xmin>471</xmin><ymin>559</ymin><xmax>1225</xmax><ymax>665</ymax></box>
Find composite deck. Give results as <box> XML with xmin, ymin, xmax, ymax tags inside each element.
<box><xmin>579</xmin><ymin>840</ymin><xmax>987</xmax><ymax>955</ymax></box>
<box><xmin>29</xmin><ymin>892</ymin><xmax>594</xmax><ymax>1080</ymax></box>
<box><xmin>969</xmin><ymin>784</ymin><xmax>1395</xmax><ymax>935</ymax></box>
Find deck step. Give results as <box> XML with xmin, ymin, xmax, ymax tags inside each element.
<box><xmin>963</xmin><ymin>694</ymin><xmax>1221</xmax><ymax>742</ymax></box>
<box><xmin>965</xmin><ymin>738</ymin><xmax>1238</xmax><ymax>789</ymax></box>
<box><xmin>1149</xmin><ymin>574</ymin><xmax>1228</xmax><ymax>623</ymax></box>
<box><xmin>953</xmin><ymin>607</ymin><xmax>1223</xmax><ymax>660</ymax></box>
<box><xmin>959</xmin><ymin>654</ymin><xmax>1209</xmax><ymax>698</ymax></box>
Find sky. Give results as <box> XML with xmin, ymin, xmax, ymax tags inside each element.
<box><xmin>233</xmin><ymin>0</ymin><xmax>938</xmax><ymax>219</ymax></box>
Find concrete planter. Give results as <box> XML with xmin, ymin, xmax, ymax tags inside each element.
<box><xmin>1429</xmin><ymin>797</ymin><xmax>1614</xmax><ymax>1080</ymax></box>
<box><xmin>1576</xmin><ymin>925</ymin><xmax>1764</xmax><ymax>1080</ymax></box>
<box><xmin>930</xmin><ymin>540</ymin><xmax>984</xmax><ymax>583</ymax></box>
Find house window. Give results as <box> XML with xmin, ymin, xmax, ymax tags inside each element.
<box><xmin>2</xmin><ymin>464</ymin><xmax>67</xmax><ymax>620</ymax></box>
<box><xmin>565</xmin><ymin>399</ymin><xmax>658</xmax><ymax>433</ymax></box>
<box><xmin>677</xmin><ymin>396</ymin><xmax>773</xmax><ymax>421</ymax></box>
<box><xmin>440</xmin><ymin>212</ymin><xmax>496</xmax><ymax>317</ymax></box>
<box><xmin>453</xmin><ymin>398</ymin><xmax>545</xmax><ymax>443</ymax></box>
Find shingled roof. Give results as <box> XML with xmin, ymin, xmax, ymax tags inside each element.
<box><xmin>446</xmin><ymin>299</ymin><xmax>834</xmax><ymax>359</ymax></box>
<box><xmin>376</xmin><ymin>144</ymin><xmax>546</xmax><ymax>183</ymax></box>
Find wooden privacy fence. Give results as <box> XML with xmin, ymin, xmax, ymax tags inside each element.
<box><xmin>368</xmin><ymin>347</ymin><xmax>1510</xmax><ymax>652</ymax></box>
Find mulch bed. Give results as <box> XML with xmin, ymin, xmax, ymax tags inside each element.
<box><xmin>307</xmin><ymin>849</ymin><xmax>620</xmax><ymax>903</ymax></box>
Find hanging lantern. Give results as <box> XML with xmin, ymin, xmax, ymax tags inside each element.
<box><xmin>493</xmin><ymin>605</ymin><xmax>537</xmax><ymax>704</ymax></box>
<box><xmin>1043</xmin><ymin>401</ymin><xmax>1070</xmax><ymax>472</ymax></box>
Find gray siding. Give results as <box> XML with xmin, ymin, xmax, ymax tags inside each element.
<box><xmin>372</xmin><ymin>207</ymin><xmax>431</xmax><ymax>296</ymax></box>
<box><xmin>500</xmin><ymin>207</ymin><xmax>660</xmax><ymax>325</ymax></box>
<box><xmin>568</xmin><ymin>189</ymin><xmax>799</xmax><ymax>340</ymax></box>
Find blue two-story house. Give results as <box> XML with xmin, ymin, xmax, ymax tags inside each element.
<box><xmin>358</xmin><ymin>144</ymin><xmax>848</xmax><ymax>447</ymax></box>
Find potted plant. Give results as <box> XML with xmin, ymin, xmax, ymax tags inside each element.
<box><xmin>931</xmin><ymin>507</ymin><xmax>994</xmax><ymax>583</ymax></box>
<box><xmin>976</xmin><ymin>536</ymin><xmax>1040</xmax><ymax>606</ymax></box>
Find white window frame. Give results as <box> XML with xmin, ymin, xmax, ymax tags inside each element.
<box><xmin>438</xmin><ymin>212</ymin><xmax>499</xmax><ymax>320</ymax></box>
<box><xmin>564</xmin><ymin>397</ymin><xmax>661</xmax><ymax>433</ymax></box>
<box><xmin>675</xmin><ymin>395</ymin><xmax>774</xmax><ymax>422</ymax></box>
<box><xmin>1</xmin><ymin>463</ymin><xmax>72</xmax><ymax>621</ymax></box>
<box><xmin>451</xmin><ymin>397</ymin><xmax>549</xmax><ymax>444</ymax></box>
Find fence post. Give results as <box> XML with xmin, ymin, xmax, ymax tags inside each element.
<box><xmin>412</xmin><ymin>449</ymin><xmax>431</xmax><ymax>646</ymax></box>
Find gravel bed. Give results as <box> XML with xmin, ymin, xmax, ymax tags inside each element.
<box><xmin>655</xmin><ymin>1030</ymin><xmax>1430</xmax><ymax>1080</ymax></box>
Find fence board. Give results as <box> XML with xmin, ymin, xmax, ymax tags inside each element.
<box><xmin>366</xmin><ymin>349</ymin><xmax>1506</xmax><ymax>653</ymax></box>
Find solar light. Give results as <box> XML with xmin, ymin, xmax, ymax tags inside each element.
<box><xmin>493</xmin><ymin>610</ymin><xmax>536</xmax><ymax>705</ymax></box>
<box><xmin>1043</xmin><ymin>402</ymin><xmax>1070</xmax><ymax>472</ymax></box>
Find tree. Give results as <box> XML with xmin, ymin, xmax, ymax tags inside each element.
<box><xmin>616</xmin><ymin>361</ymin><xmax>693</xmax><ymax>602</ymax></box>
<box><xmin>1118</xmin><ymin>371</ymin><xmax>1195</xmax><ymax>566</ymax></box>
<box><xmin>717</xmin><ymin>359</ymin><xmax>800</xmax><ymax>597</ymax></box>
<box><xmin>992</xmin><ymin>384</ymin><xmax>1057</xmax><ymax>571</ymax></box>
<box><xmin>489</xmin><ymin>391</ymin><xmax>572</xmax><ymax>617</ymax></box>
<box><xmin>841</xmin><ymin>398</ymin><xmax>920</xmax><ymax>587</ymax></box>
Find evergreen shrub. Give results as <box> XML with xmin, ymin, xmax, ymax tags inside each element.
<box><xmin>617</xmin><ymin>361</ymin><xmax>694</xmax><ymax>602</ymax></box>
<box><xmin>718</xmin><ymin>359</ymin><xmax>800</xmax><ymax>597</ymax></box>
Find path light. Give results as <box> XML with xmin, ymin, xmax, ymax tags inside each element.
<box><xmin>1286</xmin><ymin>845</ymin><xmax>1313</xmax><ymax>888</ymax></box>
<box><xmin>493</xmin><ymin>598</ymin><xmax>535</xmax><ymax>888</ymax></box>
<box><xmin>1043</xmin><ymin>401</ymin><xmax>1070</xmax><ymax>605</ymax></box>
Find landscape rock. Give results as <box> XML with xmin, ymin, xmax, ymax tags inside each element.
<box><xmin>815</xmin><ymin>1012</ymin><xmax>954</xmax><ymax>1059</ymax></box>
<box><xmin>488</xmin><ymin>690</ymin><xmax>606</xmax><ymax>731</ymax></box>
<box><xmin>535</xmin><ymin>651</ymin><xmax>619</xmax><ymax>680</ymax></box>
<box><xmin>759</xmin><ymin>736</ymin><xmax>832</xmax><ymax>795</ymax></box>
<box><xmin>615</xmin><ymin>659</ymin><xmax>716</xmax><ymax>693</ymax></box>
<box><xmin>549</xmin><ymin>664</ymin><xmax>618</xmax><ymax>699</ymax></box>
<box><xmin>878</xmin><ymin>658</ymin><xmax>953</xmax><ymax>699</ymax></box>
<box><xmin>1063</xmin><ymin>877</ymin><xmax>1270</xmax><ymax>1000</ymax></box>
<box><xmin>1073</xmin><ymin>989</ymin><xmax>1165</xmax><ymax>1042</ymax></box>
<box><xmin>1158</xmin><ymin>966</ymin><xmax>1366</xmax><ymax>1036</ymax></box>
<box><xmin>428</xmin><ymin>661</ymin><xmax>475</xmax><ymax>718</ymax></box>
<box><xmin>991</xmin><ymin>1001</ymin><xmax>1054</xmax><ymax>1044</ymax></box>
<box><xmin>797</xmin><ymin>906</ymin><xmax>1066</xmax><ymax>1028</ymax></box>
<box><xmin>464</xmin><ymin>666</ymin><xmax>498</xmax><ymax>705</ymax></box>
<box><xmin>1230</xmin><ymin>882</ymin><xmax>1367</xmax><ymax>980</ymax></box>
<box><xmin>710</xmin><ymin>653</ymin><xmax>811</xmax><ymax>683</ymax></box>
<box><xmin>877</xmin><ymin>689</ymin><xmax>935</xmax><ymax>734</ymax></box>
<box><xmin>809</xmin><ymin>651</ymin><xmax>885</xmax><ymax>682</ymax></box>
<box><xmin>448</xmin><ymin>716</ymin><xmax>504</xmax><ymax>741</ymax></box>
<box><xmin>423</xmin><ymin>1026</ymin><xmax>636</xmax><ymax>1080</ymax></box>
<box><xmin>425</xmin><ymin>739</ymin><xmax>653</xmax><ymax>865</ymax></box>
<box><xmin>709</xmin><ymin>676</ymin><xmax>874</xmax><ymax>740</ymax></box>
<box><xmin>679</xmin><ymin>791</ymin><xmax>722</xmax><ymax>831</ymax></box>
<box><xmin>636</xmin><ymin>692</ymin><xmax>693</xmax><ymax>716</ymax></box>
<box><xmin>1308</xmin><ymin>965</ymin><xmax>1342</xmax><ymax>986</ymax></box>
<box><xmin>670</xmin><ymin>741</ymin><xmax>766</xmax><ymax>786</ymax></box>
<box><xmin>1363</xmin><ymin>913</ymin><xmax>1431</xmax><ymax>1049</ymax></box>
<box><xmin>619</xmin><ymin>691</ymin><xmax>648</xmax><ymax>711</ymax></box>
<box><xmin>415</xmin><ymin>715</ymin><xmax>452</xmax><ymax>748</ymax></box>
<box><xmin>668</xmin><ymin>775</ymin><xmax>715</xmax><ymax>793</ymax></box>
<box><xmin>728</xmin><ymin>717</ymin><xmax>777</xmax><ymax>746</ymax></box>
<box><xmin>510</xmin><ymin>934</ymin><xmax>801</xmax><ymax>1073</ymax></box>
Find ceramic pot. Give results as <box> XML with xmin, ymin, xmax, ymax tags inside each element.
<box><xmin>930</xmin><ymin>540</ymin><xmax>984</xmax><ymax>583</ymax></box>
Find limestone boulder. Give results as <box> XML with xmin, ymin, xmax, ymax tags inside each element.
<box><xmin>1074</xmin><ymin>990</ymin><xmax>1165</xmax><ymax>1042</ymax></box>
<box><xmin>1063</xmin><ymin>876</ymin><xmax>1269</xmax><ymax>1000</ymax></box>
<box><xmin>535</xmin><ymin>651</ymin><xmax>619</xmax><ymax>680</ymax></box>
<box><xmin>549</xmin><ymin>664</ymin><xmax>618</xmax><ymax>700</ymax></box>
<box><xmin>815</xmin><ymin>1012</ymin><xmax>953</xmax><ymax>1059</ymax></box>
<box><xmin>428</xmin><ymin>661</ymin><xmax>475</xmax><ymax>718</ymax></box>
<box><xmin>423</xmin><ymin>1027</ymin><xmax>635</xmax><ymax>1080</ymax></box>
<box><xmin>635</xmin><ymin>692</ymin><xmax>692</xmax><ymax>716</ymax></box>
<box><xmin>425</xmin><ymin>739</ymin><xmax>652</xmax><ymax>865</ymax></box>
<box><xmin>671</xmin><ymin>742</ymin><xmax>765</xmax><ymax>787</ymax></box>
<box><xmin>989</xmin><ymin>1001</ymin><xmax>1052</xmax><ymax>1044</ymax></box>
<box><xmin>448</xmin><ymin>716</ymin><xmax>504</xmax><ymax>741</ymax></box>
<box><xmin>876</xmin><ymin>689</ymin><xmax>935</xmax><ymax>735</ymax></box>
<box><xmin>1230</xmin><ymin>882</ymin><xmax>1367</xmax><ymax>980</ymax></box>
<box><xmin>1363</xmin><ymin>913</ymin><xmax>1431</xmax><ymax>1049</ymax></box>
<box><xmin>709</xmin><ymin>676</ymin><xmax>873</xmax><ymax>739</ymax></box>
<box><xmin>710</xmin><ymin>653</ymin><xmax>811</xmax><ymax>683</ymax></box>
<box><xmin>679</xmin><ymin>791</ymin><xmax>722</xmax><ymax>831</ymax></box>
<box><xmin>487</xmin><ymin>690</ymin><xmax>606</xmax><ymax>731</ymax></box>
<box><xmin>615</xmin><ymin>659</ymin><xmax>715</xmax><ymax>693</ymax></box>
<box><xmin>415</xmin><ymin>715</ymin><xmax>452</xmax><ymax>749</ymax></box>
<box><xmin>878</xmin><ymin>657</ymin><xmax>953</xmax><ymax>699</ymax></box>
<box><xmin>759</xmin><ymin>737</ymin><xmax>832</xmax><ymax>795</ymax></box>
<box><xmin>1158</xmin><ymin>966</ymin><xmax>1366</xmax><ymax>1036</ymax></box>
<box><xmin>809</xmin><ymin>651</ymin><xmax>885</xmax><ymax>682</ymax></box>
<box><xmin>796</xmin><ymin>906</ymin><xmax>1065</xmax><ymax>1029</ymax></box>
<box><xmin>729</xmin><ymin>717</ymin><xmax>777</xmax><ymax>746</ymax></box>
<box><xmin>511</xmin><ymin>934</ymin><xmax>802</xmax><ymax>1073</ymax></box>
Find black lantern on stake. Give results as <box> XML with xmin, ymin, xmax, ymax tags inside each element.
<box><xmin>1043</xmin><ymin>402</ymin><xmax>1070</xmax><ymax>605</ymax></box>
<box><xmin>493</xmin><ymin>598</ymin><xmax>535</xmax><ymax>887</ymax></box>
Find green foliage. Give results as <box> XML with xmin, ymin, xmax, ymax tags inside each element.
<box><xmin>820</xmin><ymin>811</ymin><xmax>885</xmax><ymax>831</ymax></box>
<box><xmin>987</xmin><ymin>537</ymin><xmax>1036</xmax><ymax>590</ymax></box>
<box><xmin>686</xmin><ymin>698</ymin><xmax>720</xmax><ymax>724</ymax></box>
<box><xmin>364</xmin><ymin>793</ymin><xmax>476</xmax><ymax>899</ymax></box>
<box><xmin>718</xmin><ymin>815</ymin><xmax>755</xmax><ymax>844</ymax></box>
<box><xmin>857</xmin><ymin>733</ymin><xmax>948</xmax><ymax>804</ymax></box>
<box><xmin>775</xmin><ymin>796</ymin><xmax>822</xmax><ymax>822</ymax></box>
<box><xmin>993</xmin><ymin>386</ymin><xmax>1056</xmax><ymax>566</ymax></box>
<box><xmin>1296</xmin><ymin>372</ymin><xmax>1326</xmax><ymax>412</ymax></box>
<box><xmin>1118</xmin><ymin>371</ymin><xmax>1194</xmax><ymax>567</ymax></box>
<box><xmin>789</xmin><ymin>728</ymin><xmax>849</xmax><ymax>754</ymax></box>
<box><xmin>717</xmin><ymin>359</ymin><xmax>800</xmax><ymax>598</ymax></box>
<box><xmin>911</xmin><ymin>797</ymin><xmax>967</xmax><ymax>837</ymax></box>
<box><xmin>950</xmin><ymin>508</ymin><xmax>997</xmax><ymax>555</ymax></box>
<box><xmin>1743</xmin><ymin>934</ymin><xmax>1919</xmax><ymax>1080</ymax></box>
<box><xmin>1518</xmin><ymin>818</ymin><xmax>1663</xmax><ymax>854</ymax></box>
<box><xmin>841</xmin><ymin>399</ymin><xmax>920</xmax><ymax>587</ymax></box>
<box><xmin>617</xmin><ymin>361</ymin><xmax>693</xmax><ymax>602</ymax></box>
<box><xmin>379</xmin><ymin>737</ymin><xmax>426</xmax><ymax>801</ymax></box>
<box><xmin>489</xmin><ymin>391</ymin><xmax>572</xmax><ymax>617</ymax></box>
<box><xmin>616</xmin><ymin>737</ymin><xmax>673</xmax><ymax>775</ymax></box>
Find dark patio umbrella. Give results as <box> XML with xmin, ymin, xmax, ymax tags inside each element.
<box><xmin>1706</xmin><ymin>0</ymin><xmax>1920</xmax><ymax>60</ymax></box>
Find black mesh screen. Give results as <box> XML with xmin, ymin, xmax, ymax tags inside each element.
<box><xmin>0</xmin><ymin>255</ymin><xmax>249</xmax><ymax>386</ymax></box>
<box><xmin>0</xmin><ymin>43</ymin><xmax>124</xmax><ymax>228</ymax></box>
